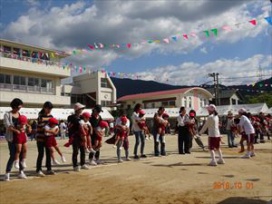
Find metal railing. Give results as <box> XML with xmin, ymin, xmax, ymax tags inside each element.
<box><xmin>0</xmin><ymin>83</ymin><xmax>55</xmax><ymax>94</ymax></box>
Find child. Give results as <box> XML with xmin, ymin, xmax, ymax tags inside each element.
<box><xmin>137</xmin><ymin>110</ymin><xmax>152</xmax><ymax>140</ymax></box>
<box><xmin>199</xmin><ymin>104</ymin><xmax>225</xmax><ymax>166</ymax></box>
<box><xmin>114</xmin><ymin>116</ymin><xmax>129</xmax><ymax>150</ymax></box>
<box><xmin>93</xmin><ymin>120</ymin><xmax>108</xmax><ymax>151</ymax></box>
<box><xmin>13</xmin><ymin>115</ymin><xmax>31</xmax><ymax>169</ymax></box>
<box><xmin>44</xmin><ymin>117</ymin><xmax>66</xmax><ymax>165</ymax></box>
<box><xmin>79</xmin><ymin>112</ymin><xmax>95</xmax><ymax>153</ymax></box>
<box><xmin>187</xmin><ymin>112</ymin><xmax>198</xmax><ymax>137</ymax></box>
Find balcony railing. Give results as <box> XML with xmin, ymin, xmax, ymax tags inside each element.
<box><xmin>0</xmin><ymin>83</ymin><xmax>55</xmax><ymax>95</ymax></box>
<box><xmin>0</xmin><ymin>51</ymin><xmax>61</xmax><ymax>67</ymax></box>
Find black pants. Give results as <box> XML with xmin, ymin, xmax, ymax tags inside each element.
<box><xmin>36</xmin><ymin>141</ymin><xmax>51</xmax><ymax>172</ymax></box>
<box><xmin>89</xmin><ymin>135</ymin><xmax>100</xmax><ymax>160</ymax></box>
<box><xmin>178</xmin><ymin>126</ymin><xmax>190</xmax><ymax>153</ymax></box>
<box><xmin>72</xmin><ymin>138</ymin><xmax>85</xmax><ymax>167</ymax></box>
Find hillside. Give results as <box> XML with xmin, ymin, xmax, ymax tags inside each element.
<box><xmin>111</xmin><ymin>77</ymin><xmax>272</xmax><ymax>99</ymax></box>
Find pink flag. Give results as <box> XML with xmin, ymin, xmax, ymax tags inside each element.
<box><xmin>222</xmin><ymin>26</ymin><xmax>231</xmax><ymax>31</ymax></box>
<box><xmin>249</xmin><ymin>19</ymin><xmax>257</xmax><ymax>26</ymax></box>
<box><xmin>163</xmin><ymin>38</ymin><xmax>170</xmax><ymax>43</ymax></box>
<box><xmin>183</xmin><ymin>34</ymin><xmax>188</xmax><ymax>40</ymax></box>
<box><xmin>88</xmin><ymin>44</ymin><xmax>94</xmax><ymax>50</ymax></box>
<box><xmin>190</xmin><ymin>33</ymin><xmax>197</xmax><ymax>37</ymax></box>
<box><xmin>127</xmin><ymin>43</ymin><xmax>131</xmax><ymax>48</ymax></box>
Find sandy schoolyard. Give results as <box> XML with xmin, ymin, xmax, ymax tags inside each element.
<box><xmin>0</xmin><ymin>134</ymin><xmax>271</xmax><ymax>204</ymax></box>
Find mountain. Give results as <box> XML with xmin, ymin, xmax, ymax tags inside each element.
<box><xmin>111</xmin><ymin>77</ymin><xmax>190</xmax><ymax>98</ymax></box>
<box><xmin>111</xmin><ymin>77</ymin><xmax>272</xmax><ymax>99</ymax></box>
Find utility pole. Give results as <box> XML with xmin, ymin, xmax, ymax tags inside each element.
<box><xmin>208</xmin><ymin>73</ymin><xmax>219</xmax><ymax>105</ymax></box>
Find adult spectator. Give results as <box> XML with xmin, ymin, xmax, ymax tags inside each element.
<box><xmin>177</xmin><ymin>107</ymin><xmax>190</xmax><ymax>154</ymax></box>
<box><xmin>67</xmin><ymin>102</ymin><xmax>89</xmax><ymax>171</ymax></box>
<box><xmin>132</xmin><ymin>103</ymin><xmax>146</xmax><ymax>159</ymax></box>
<box><xmin>225</xmin><ymin>111</ymin><xmax>237</xmax><ymax>148</ymax></box>
<box><xmin>3</xmin><ymin>98</ymin><xmax>28</xmax><ymax>181</ymax></box>
<box><xmin>89</xmin><ymin>104</ymin><xmax>103</xmax><ymax>165</ymax></box>
<box><xmin>152</xmin><ymin>107</ymin><xmax>167</xmax><ymax>156</ymax></box>
<box><xmin>36</xmin><ymin>101</ymin><xmax>56</xmax><ymax>176</ymax></box>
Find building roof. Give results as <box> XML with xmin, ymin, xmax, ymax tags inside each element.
<box><xmin>206</xmin><ymin>88</ymin><xmax>245</xmax><ymax>101</ymax></box>
<box><xmin>118</xmin><ymin>87</ymin><xmax>213</xmax><ymax>101</ymax></box>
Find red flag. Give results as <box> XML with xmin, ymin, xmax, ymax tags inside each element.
<box><xmin>249</xmin><ymin>19</ymin><xmax>257</xmax><ymax>26</ymax></box>
<box><xmin>183</xmin><ymin>34</ymin><xmax>188</xmax><ymax>40</ymax></box>
<box><xmin>127</xmin><ymin>43</ymin><xmax>131</xmax><ymax>48</ymax></box>
<box><xmin>87</xmin><ymin>44</ymin><xmax>94</xmax><ymax>50</ymax></box>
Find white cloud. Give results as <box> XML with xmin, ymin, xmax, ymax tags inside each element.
<box><xmin>1</xmin><ymin>0</ymin><xmax>271</xmax><ymax>74</ymax></box>
<box><xmin>200</xmin><ymin>47</ymin><xmax>208</xmax><ymax>54</ymax></box>
<box><xmin>135</xmin><ymin>54</ymin><xmax>272</xmax><ymax>86</ymax></box>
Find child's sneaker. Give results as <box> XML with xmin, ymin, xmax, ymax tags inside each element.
<box><xmin>52</xmin><ymin>160</ymin><xmax>60</xmax><ymax>165</ymax></box>
<box><xmin>113</xmin><ymin>145</ymin><xmax>117</xmax><ymax>148</ymax></box>
<box><xmin>61</xmin><ymin>156</ymin><xmax>66</xmax><ymax>163</ymax></box>
<box><xmin>21</xmin><ymin>160</ymin><xmax>27</xmax><ymax>168</ymax></box>
<box><xmin>14</xmin><ymin>160</ymin><xmax>20</xmax><ymax>169</ymax></box>
<box><xmin>89</xmin><ymin>159</ymin><xmax>97</xmax><ymax>166</ymax></box>
<box><xmin>208</xmin><ymin>161</ymin><xmax>218</xmax><ymax>166</ymax></box>
<box><xmin>118</xmin><ymin>159</ymin><xmax>123</xmax><ymax>163</ymax></box>
<box><xmin>18</xmin><ymin>171</ymin><xmax>27</xmax><ymax>179</ymax></box>
<box><xmin>217</xmin><ymin>159</ymin><xmax>225</xmax><ymax>164</ymax></box>
<box><xmin>250</xmin><ymin>152</ymin><xmax>256</xmax><ymax>157</ymax></box>
<box><xmin>74</xmin><ymin>166</ymin><xmax>80</xmax><ymax>172</ymax></box>
<box><xmin>46</xmin><ymin>170</ymin><xmax>56</xmax><ymax>175</ymax></box>
<box><xmin>125</xmin><ymin>157</ymin><xmax>131</xmax><ymax>161</ymax></box>
<box><xmin>241</xmin><ymin>153</ymin><xmax>251</xmax><ymax>159</ymax></box>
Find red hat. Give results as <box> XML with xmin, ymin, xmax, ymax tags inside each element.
<box><xmin>18</xmin><ymin>115</ymin><xmax>28</xmax><ymax>125</ymax></box>
<box><xmin>82</xmin><ymin>112</ymin><xmax>91</xmax><ymax>118</ymax></box>
<box><xmin>189</xmin><ymin>112</ymin><xmax>195</xmax><ymax>117</ymax></box>
<box><xmin>162</xmin><ymin>113</ymin><xmax>169</xmax><ymax>118</ymax></box>
<box><xmin>48</xmin><ymin>117</ymin><xmax>59</xmax><ymax>125</ymax></box>
<box><xmin>139</xmin><ymin>109</ymin><xmax>146</xmax><ymax>115</ymax></box>
<box><xmin>121</xmin><ymin>116</ymin><xmax>128</xmax><ymax>123</ymax></box>
<box><xmin>99</xmin><ymin>120</ymin><xmax>108</xmax><ymax>128</ymax></box>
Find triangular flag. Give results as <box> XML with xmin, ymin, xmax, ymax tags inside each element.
<box><xmin>203</xmin><ymin>30</ymin><xmax>210</xmax><ymax>37</ymax></box>
<box><xmin>87</xmin><ymin>44</ymin><xmax>94</xmax><ymax>50</ymax></box>
<box><xmin>264</xmin><ymin>16</ymin><xmax>272</xmax><ymax>25</ymax></box>
<box><xmin>183</xmin><ymin>34</ymin><xmax>188</xmax><ymax>40</ymax></box>
<box><xmin>249</xmin><ymin>19</ymin><xmax>257</xmax><ymax>26</ymax></box>
<box><xmin>163</xmin><ymin>38</ymin><xmax>170</xmax><ymax>43</ymax></box>
<box><xmin>222</xmin><ymin>26</ymin><xmax>231</xmax><ymax>31</ymax></box>
<box><xmin>211</xmin><ymin>28</ymin><xmax>218</xmax><ymax>36</ymax></box>
<box><xmin>190</xmin><ymin>33</ymin><xmax>197</xmax><ymax>37</ymax></box>
<box><xmin>171</xmin><ymin>36</ymin><xmax>178</xmax><ymax>41</ymax></box>
<box><xmin>127</xmin><ymin>43</ymin><xmax>131</xmax><ymax>48</ymax></box>
<box><xmin>50</xmin><ymin>52</ymin><xmax>55</xmax><ymax>58</ymax></box>
<box><xmin>99</xmin><ymin>43</ymin><xmax>104</xmax><ymax>48</ymax></box>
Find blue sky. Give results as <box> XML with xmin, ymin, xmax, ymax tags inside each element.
<box><xmin>0</xmin><ymin>0</ymin><xmax>271</xmax><ymax>86</ymax></box>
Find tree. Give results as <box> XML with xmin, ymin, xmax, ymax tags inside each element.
<box><xmin>245</xmin><ymin>93</ymin><xmax>272</xmax><ymax>108</ymax></box>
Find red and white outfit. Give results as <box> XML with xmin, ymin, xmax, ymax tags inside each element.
<box><xmin>14</xmin><ymin>125</ymin><xmax>27</xmax><ymax>144</ymax></box>
<box><xmin>45</xmin><ymin>125</ymin><xmax>59</xmax><ymax>148</ymax></box>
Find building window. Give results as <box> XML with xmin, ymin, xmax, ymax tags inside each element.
<box><xmin>101</xmin><ymin>100</ymin><xmax>111</xmax><ymax>107</ymax></box>
<box><xmin>101</xmin><ymin>78</ymin><xmax>110</xmax><ymax>88</ymax></box>
<box><xmin>3</xmin><ymin>46</ymin><xmax>11</xmax><ymax>53</ymax></box>
<box><xmin>184</xmin><ymin>97</ymin><xmax>187</xmax><ymax>108</ymax></box>
<box><xmin>22</xmin><ymin>50</ymin><xmax>30</xmax><ymax>57</ymax></box>
<box><xmin>161</xmin><ymin>100</ymin><xmax>176</xmax><ymax>107</ymax></box>
<box><xmin>188</xmin><ymin>97</ymin><xmax>192</xmax><ymax>108</ymax></box>
<box><xmin>28</xmin><ymin>77</ymin><xmax>39</xmax><ymax>86</ymax></box>
<box><xmin>0</xmin><ymin>74</ymin><xmax>11</xmax><ymax>84</ymax></box>
<box><xmin>41</xmin><ymin>79</ymin><xmax>53</xmax><ymax>92</ymax></box>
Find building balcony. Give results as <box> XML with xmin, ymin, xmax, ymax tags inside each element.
<box><xmin>0</xmin><ymin>52</ymin><xmax>70</xmax><ymax>78</ymax></box>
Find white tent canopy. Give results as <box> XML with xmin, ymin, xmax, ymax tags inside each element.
<box><xmin>0</xmin><ymin>107</ymin><xmax>114</xmax><ymax>121</ymax></box>
<box><xmin>142</xmin><ymin>103</ymin><xmax>270</xmax><ymax>118</ymax></box>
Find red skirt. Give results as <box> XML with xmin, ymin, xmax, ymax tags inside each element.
<box><xmin>14</xmin><ymin>132</ymin><xmax>27</xmax><ymax>144</ymax></box>
<box><xmin>46</xmin><ymin>135</ymin><xmax>57</xmax><ymax>147</ymax></box>
<box><xmin>208</xmin><ymin>137</ymin><xmax>221</xmax><ymax>150</ymax></box>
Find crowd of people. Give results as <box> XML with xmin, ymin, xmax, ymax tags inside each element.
<box><xmin>2</xmin><ymin>98</ymin><xmax>272</xmax><ymax>181</ymax></box>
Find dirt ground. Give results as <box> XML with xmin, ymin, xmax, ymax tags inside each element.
<box><xmin>0</xmin><ymin>134</ymin><xmax>271</xmax><ymax>204</ymax></box>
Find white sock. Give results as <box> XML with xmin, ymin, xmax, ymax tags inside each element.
<box><xmin>156</xmin><ymin>134</ymin><xmax>160</xmax><ymax>142</ymax></box>
<box><xmin>162</xmin><ymin>136</ymin><xmax>166</xmax><ymax>143</ymax></box>
<box><xmin>210</xmin><ymin>150</ymin><xmax>216</xmax><ymax>162</ymax></box>
<box><xmin>218</xmin><ymin>149</ymin><xmax>223</xmax><ymax>160</ymax></box>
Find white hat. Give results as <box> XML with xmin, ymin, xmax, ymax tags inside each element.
<box><xmin>238</xmin><ymin>108</ymin><xmax>246</xmax><ymax>114</ymax></box>
<box><xmin>74</xmin><ymin>102</ymin><xmax>85</xmax><ymax>111</ymax></box>
<box><xmin>206</xmin><ymin>104</ymin><xmax>216</xmax><ymax>112</ymax></box>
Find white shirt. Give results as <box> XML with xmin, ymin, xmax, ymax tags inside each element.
<box><xmin>59</xmin><ymin>122</ymin><xmax>67</xmax><ymax>133</ymax></box>
<box><xmin>132</xmin><ymin>112</ymin><xmax>142</xmax><ymax>132</ymax></box>
<box><xmin>115</xmin><ymin>117</ymin><xmax>130</xmax><ymax>128</ymax></box>
<box><xmin>199</xmin><ymin>114</ymin><xmax>220</xmax><ymax>137</ymax></box>
<box><xmin>177</xmin><ymin>114</ymin><xmax>189</xmax><ymax>127</ymax></box>
<box><xmin>44</xmin><ymin>125</ymin><xmax>59</xmax><ymax>136</ymax></box>
<box><xmin>239</xmin><ymin>115</ymin><xmax>255</xmax><ymax>135</ymax></box>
